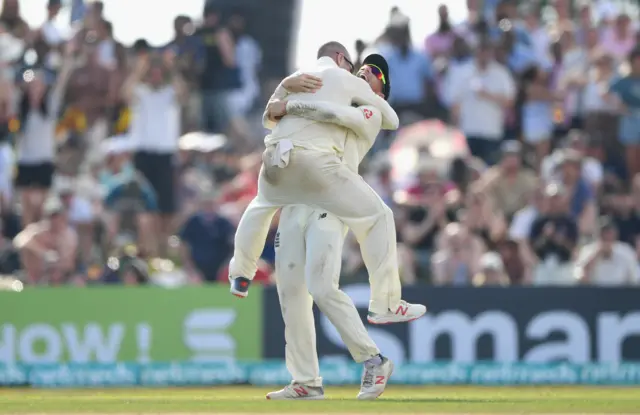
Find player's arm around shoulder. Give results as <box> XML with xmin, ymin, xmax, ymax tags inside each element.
<box><xmin>339</xmin><ymin>70</ymin><xmax>399</xmax><ymax>130</ymax></box>
<box><xmin>262</xmin><ymin>71</ymin><xmax>302</xmax><ymax>129</ymax></box>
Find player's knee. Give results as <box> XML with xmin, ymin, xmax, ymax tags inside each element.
<box><xmin>307</xmin><ymin>280</ymin><xmax>337</xmax><ymax>304</ymax></box>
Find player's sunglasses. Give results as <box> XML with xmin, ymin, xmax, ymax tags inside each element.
<box><xmin>336</xmin><ymin>52</ymin><xmax>355</xmax><ymax>73</ymax></box>
<box><xmin>362</xmin><ymin>64</ymin><xmax>386</xmax><ymax>85</ymax></box>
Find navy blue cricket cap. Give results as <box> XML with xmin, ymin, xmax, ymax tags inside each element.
<box><xmin>362</xmin><ymin>53</ymin><xmax>391</xmax><ymax>100</ymax></box>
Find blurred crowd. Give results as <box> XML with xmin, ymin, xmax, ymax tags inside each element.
<box><xmin>0</xmin><ymin>0</ymin><xmax>266</xmax><ymax>286</ymax></box>
<box><xmin>0</xmin><ymin>0</ymin><xmax>639</xmax><ymax>288</ymax></box>
<box><xmin>355</xmin><ymin>0</ymin><xmax>640</xmax><ymax>287</ymax></box>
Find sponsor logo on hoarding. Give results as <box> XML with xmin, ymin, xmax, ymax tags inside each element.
<box><xmin>312</xmin><ymin>285</ymin><xmax>640</xmax><ymax>364</ymax></box>
<box><xmin>0</xmin><ymin>287</ymin><xmax>262</xmax><ymax>364</ymax></box>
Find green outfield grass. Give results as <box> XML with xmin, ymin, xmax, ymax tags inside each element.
<box><xmin>0</xmin><ymin>386</ymin><xmax>639</xmax><ymax>414</ymax></box>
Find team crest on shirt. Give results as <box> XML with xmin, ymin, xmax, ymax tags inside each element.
<box><xmin>363</xmin><ymin>109</ymin><xmax>373</xmax><ymax>119</ymax></box>
<box><xmin>318</xmin><ymin>213</ymin><xmax>327</xmax><ymax>219</ymax></box>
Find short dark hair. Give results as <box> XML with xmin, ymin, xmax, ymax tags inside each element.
<box><xmin>92</xmin><ymin>1</ymin><xmax>104</xmax><ymax>13</ymax></box>
<box><xmin>317</xmin><ymin>41</ymin><xmax>348</xmax><ymax>59</ymax></box>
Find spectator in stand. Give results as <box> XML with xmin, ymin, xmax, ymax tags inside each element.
<box><xmin>600</xmin><ymin>14</ymin><xmax>636</xmax><ymax>63</ymax></box>
<box><xmin>461</xmin><ymin>189</ymin><xmax>506</xmax><ymax>251</ymax></box>
<box><xmin>96</xmin><ymin>20</ymin><xmax>123</xmax><ymax>71</ymax></box>
<box><xmin>166</xmin><ymin>15</ymin><xmax>204</xmax><ymax>133</ymax></box>
<box><xmin>557</xmin><ymin>26</ymin><xmax>589</xmax><ymax>132</ymax></box>
<box><xmin>528</xmin><ymin>182</ymin><xmax>578</xmax><ymax>285</ymax></box>
<box><xmin>0</xmin><ymin>33</ymin><xmax>15</xmax><ymax>213</ymax></box>
<box><xmin>497</xmin><ymin>23</ymin><xmax>538</xmax><ymax>75</ymax></box>
<box><xmin>472</xmin><ymin>251</ymin><xmax>510</xmax><ymax>286</ymax></box>
<box><xmin>439</xmin><ymin>36</ymin><xmax>473</xmax><ymax>108</ymax></box>
<box><xmin>456</xmin><ymin>0</ymin><xmax>485</xmax><ymax>46</ymax></box>
<box><xmin>100</xmin><ymin>137</ymin><xmax>157</xmax><ymax>255</ymax></box>
<box><xmin>122</xmin><ymin>51</ymin><xmax>187</xmax><ymax>256</ymax></box>
<box><xmin>575</xmin><ymin>216</ymin><xmax>639</xmax><ymax>286</ymax></box>
<box><xmin>425</xmin><ymin>4</ymin><xmax>456</xmax><ymax>59</ymax></box>
<box><xmin>582</xmin><ymin>52</ymin><xmax>619</xmax><ymax>162</ymax></box>
<box><xmin>13</xmin><ymin>197</ymin><xmax>79</xmax><ymax>286</ymax></box>
<box><xmin>0</xmin><ymin>0</ymin><xmax>28</xmax><ymax>40</ymax></box>
<box><xmin>608</xmin><ymin>188</ymin><xmax>637</xmax><ymax>247</ymax></box>
<box><xmin>354</xmin><ymin>39</ymin><xmax>366</xmax><ymax>69</ymax></box>
<box><xmin>0</xmin><ymin>216</ymin><xmax>19</xmax><ymax>274</ymax></box>
<box><xmin>609</xmin><ymin>48</ymin><xmax>640</xmax><ymax>179</ymax></box>
<box><xmin>53</xmin><ymin>175</ymin><xmax>94</xmax><ymax>265</ymax></box>
<box><xmin>521</xmin><ymin>65</ymin><xmax>559</xmax><ymax>167</ymax></box>
<box><xmin>496</xmin><ymin>238</ymin><xmax>528</xmax><ymax>284</ymax></box>
<box><xmin>552</xmin><ymin>0</ymin><xmax>572</xmax><ymax>27</ymax></box>
<box><xmin>509</xmin><ymin>184</ymin><xmax>545</xmax><ymax>243</ymax></box>
<box><xmin>489</xmin><ymin>0</ymin><xmax>532</xmax><ymax>47</ymax></box>
<box><xmin>15</xmin><ymin>42</ymin><xmax>74</xmax><ymax>225</ymax></box>
<box><xmin>64</xmin><ymin>35</ymin><xmax>116</xmax><ymax>159</ymax></box>
<box><xmin>432</xmin><ymin>222</ymin><xmax>485</xmax><ymax>286</ymax></box>
<box><xmin>218</xmin><ymin>153</ymin><xmax>260</xmax><ymax>223</ymax></box>
<box><xmin>399</xmin><ymin>177</ymin><xmax>453</xmax><ymax>282</ymax></box>
<box><xmin>449</xmin><ymin>39</ymin><xmax>515</xmax><ymax>165</ymax></box>
<box><xmin>179</xmin><ymin>187</ymin><xmax>234</xmax><ymax>284</ymax></box>
<box><xmin>381</xmin><ymin>17</ymin><xmax>434</xmax><ymax>122</ymax></box>
<box><xmin>557</xmin><ymin>149</ymin><xmax>597</xmax><ymax>236</ymax></box>
<box><xmin>364</xmin><ymin>156</ymin><xmax>393</xmax><ymax>206</ymax></box>
<box><xmin>575</xmin><ymin>3</ymin><xmax>594</xmax><ymax>46</ymax></box>
<box><xmin>541</xmin><ymin>131</ymin><xmax>603</xmax><ymax>191</ymax></box>
<box><xmin>197</xmin><ymin>3</ymin><xmax>240</xmax><ymax>136</ymax></box>
<box><xmin>227</xmin><ymin>9</ymin><xmax>262</xmax><ymax>150</ymax></box>
<box><xmin>474</xmin><ymin>141</ymin><xmax>537</xmax><ymax>220</ymax></box>
<box><xmin>522</xmin><ymin>6</ymin><xmax>552</xmax><ymax>67</ymax></box>
<box><xmin>39</xmin><ymin>0</ymin><xmax>66</xmax><ymax>70</ymax></box>
<box><xmin>609</xmin><ymin>174</ymin><xmax>640</xmax><ymax>247</ymax></box>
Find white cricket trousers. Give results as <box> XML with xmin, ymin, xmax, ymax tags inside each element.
<box><xmin>230</xmin><ymin>144</ymin><xmax>402</xmax><ymax>314</ymax></box>
<box><xmin>275</xmin><ymin>206</ymin><xmax>380</xmax><ymax>386</ymax></box>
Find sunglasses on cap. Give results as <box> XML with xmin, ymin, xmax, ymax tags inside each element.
<box><xmin>362</xmin><ymin>64</ymin><xmax>386</xmax><ymax>85</ymax></box>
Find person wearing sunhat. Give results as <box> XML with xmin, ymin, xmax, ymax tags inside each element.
<box><xmin>261</xmin><ymin>54</ymin><xmax>423</xmax><ymax>401</ymax></box>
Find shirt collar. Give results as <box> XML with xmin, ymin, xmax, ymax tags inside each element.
<box><xmin>317</xmin><ymin>56</ymin><xmax>338</xmax><ymax>67</ymax></box>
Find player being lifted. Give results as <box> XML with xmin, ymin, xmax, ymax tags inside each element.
<box><xmin>229</xmin><ymin>42</ymin><xmax>426</xmax><ymax>325</ymax></box>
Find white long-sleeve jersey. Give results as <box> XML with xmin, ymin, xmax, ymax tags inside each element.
<box><xmin>263</xmin><ymin>57</ymin><xmax>397</xmax><ymax>157</ymax></box>
<box><xmin>272</xmin><ymin>99</ymin><xmax>384</xmax><ymax>230</ymax></box>
<box><xmin>283</xmin><ymin>100</ymin><xmax>382</xmax><ymax>173</ymax></box>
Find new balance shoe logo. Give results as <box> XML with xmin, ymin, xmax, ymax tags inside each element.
<box><xmin>375</xmin><ymin>376</ymin><xmax>386</xmax><ymax>385</ymax></box>
<box><xmin>396</xmin><ymin>305</ymin><xmax>408</xmax><ymax>316</ymax></box>
<box><xmin>293</xmin><ymin>386</ymin><xmax>308</xmax><ymax>396</ymax></box>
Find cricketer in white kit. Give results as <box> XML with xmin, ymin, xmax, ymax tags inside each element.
<box><xmin>263</xmin><ymin>55</ymin><xmax>405</xmax><ymax>401</ymax></box>
<box><xmin>228</xmin><ymin>41</ymin><xmax>426</xmax><ymax>323</ymax></box>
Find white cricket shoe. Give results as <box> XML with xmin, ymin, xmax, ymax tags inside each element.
<box><xmin>367</xmin><ymin>300</ymin><xmax>426</xmax><ymax>325</ymax></box>
<box><xmin>357</xmin><ymin>357</ymin><xmax>394</xmax><ymax>400</ymax></box>
<box><xmin>266</xmin><ymin>383</ymin><xmax>324</xmax><ymax>400</ymax></box>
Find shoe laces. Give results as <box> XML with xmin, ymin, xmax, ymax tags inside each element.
<box><xmin>362</xmin><ymin>365</ymin><xmax>375</xmax><ymax>388</ymax></box>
